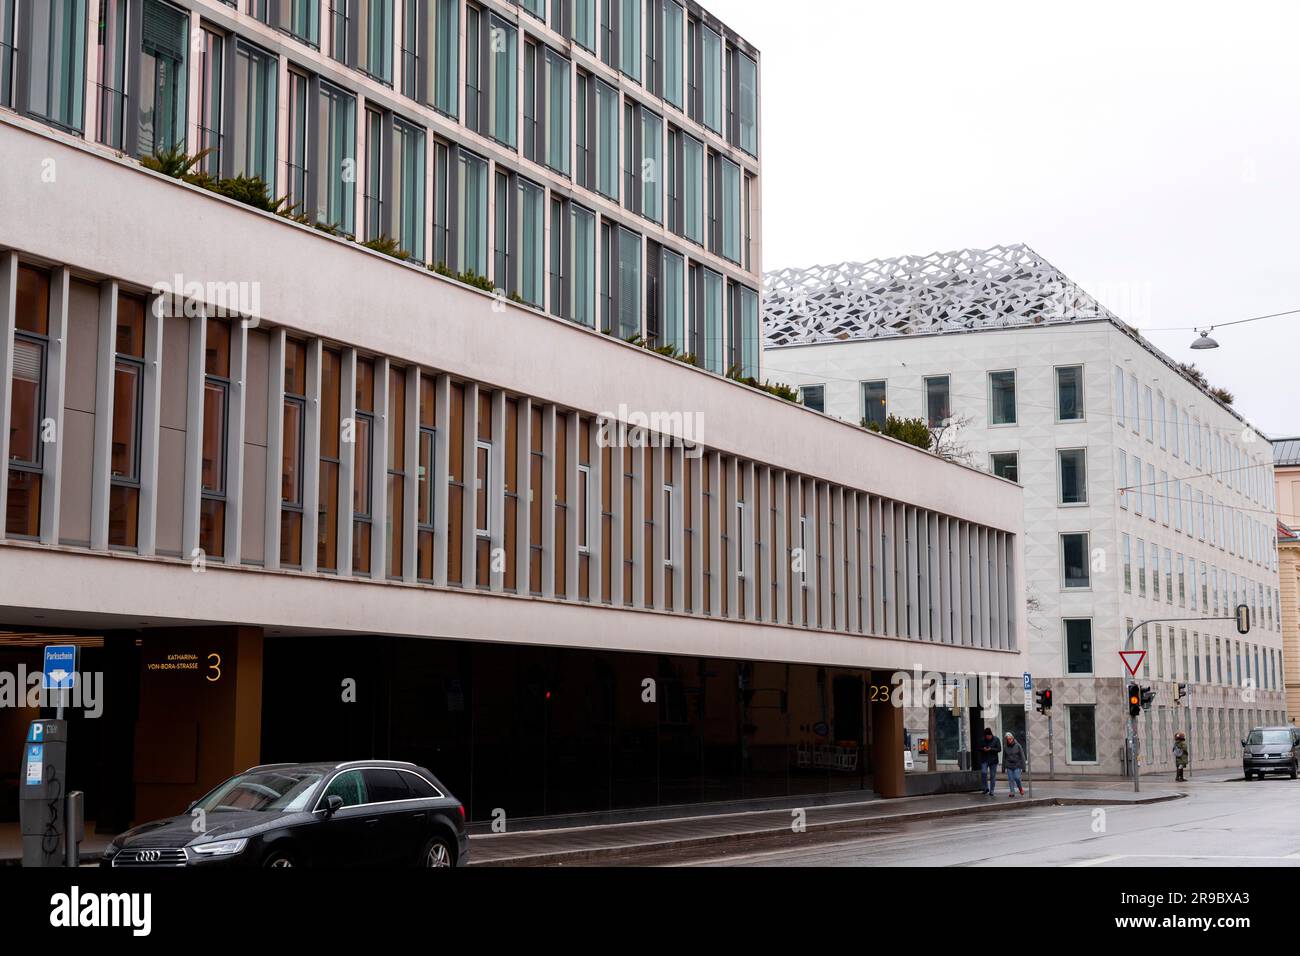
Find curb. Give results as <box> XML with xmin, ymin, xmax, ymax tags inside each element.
<box><xmin>470</xmin><ymin>792</ymin><xmax>1186</xmax><ymax>867</ymax></box>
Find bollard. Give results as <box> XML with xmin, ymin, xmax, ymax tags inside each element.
<box><xmin>64</xmin><ymin>791</ymin><xmax>84</xmax><ymax>868</ymax></box>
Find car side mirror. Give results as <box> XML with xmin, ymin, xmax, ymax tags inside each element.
<box><xmin>322</xmin><ymin>795</ymin><xmax>344</xmax><ymax>817</ymax></box>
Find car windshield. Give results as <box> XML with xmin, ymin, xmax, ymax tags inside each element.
<box><xmin>193</xmin><ymin>770</ymin><xmax>325</xmax><ymax>813</ymax></box>
<box><xmin>1247</xmin><ymin>730</ymin><xmax>1292</xmax><ymax>746</ymax></box>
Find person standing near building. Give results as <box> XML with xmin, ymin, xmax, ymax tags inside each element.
<box><xmin>978</xmin><ymin>728</ymin><xmax>1002</xmax><ymax>796</ymax></box>
<box><xmin>1173</xmin><ymin>732</ymin><xmax>1190</xmax><ymax>782</ymax></box>
<box><xmin>1003</xmin><ymin>732</ymin><xmax>1026</xmax><ymax>797</ymax></box>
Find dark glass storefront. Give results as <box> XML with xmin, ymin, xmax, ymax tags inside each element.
<box><xmin>262</xmin><ymin>637</ymin><xmax>880</xmax><ymax>822</ymax></box>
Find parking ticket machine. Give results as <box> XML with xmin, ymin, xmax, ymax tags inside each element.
<box><xmin>19</xmin><ymin>719</ymin><xmax>70</xmax><ymax>867</ymax></box>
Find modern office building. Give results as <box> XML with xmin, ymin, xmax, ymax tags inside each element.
<box><xmin>0</xmin><ymin>1</ymin><xmax>1026</xmax><ymax>832</ymax></box>
<box><xmin>1274</xmin><ymin>438</ymin><xmax>1300</xmax><ymax>722</ymax></box>
<box><xmin>764</xmin><ymin>244</ymin><xmax>1286</xmax><ymax>775</ymax></box>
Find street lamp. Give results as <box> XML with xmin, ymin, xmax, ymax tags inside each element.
<box><xmin>1190</xmin><ymin>330</ymin><xmax>1220</xmax><ymax>350</ymax></box>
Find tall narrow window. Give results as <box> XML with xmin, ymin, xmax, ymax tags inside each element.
<box><xmin>353</xmin><ymin>359</ymin><xmax>375</xmax><ymax>575</ymax></box>
<box><xmin>364</xmin><ymin>108</ymin><xmax>385</xmax><ymax>241</ymax></box>
<box><xmin>487</xmin><ymin>13</ymin><xmax>517</xmax><ymax>147</ymax></box>
<box><xmin>688</xmin><ymin>265</ymin><xmax>723</xmax><ymax>373</ymax></box>
<box><xmin>281</xmin><ymin>340</ymin><xmax>308</xmax><ymax>567</ymax></box>
<box><xmin>6</xmin><ymin>267</ymin><xmax>49</xmax><ymax>539</ymax></box>
<box><xmin>197</xmin><ymin>27</ymin><xmax>224</xmax><ymax>176</ymax></box>
<box><xmin>288</xmin><ymin>0</ymin><xmax>321</xmax><ymax>45</ymax></box>
<box><xmin>691</xmin><ymin>20</ymin><xmax>721</xmax><ymax>133</ymax></box>
<box><xmin>711</xmin><ymin>153</ymin><xmax>741</xmax><ymax>262</ymax></box>
<box><xmin>573</xmin><ymin>0</ymin><xmax>595</xmax><ymax>48</ymax></box>
<box><xmin>417</xmin><ymin>373</ymin><xmax>436</xmax><ymax>581</ymax></box>
<box><xmin>318</xmin><ymin>348</ymin><xmax>342</xmax><ymax>571</ymax></box>
<box><xmin>988</xmin><ymin>369</ymin><xmax>1016</xmax><ymax>425</ymax></box>
<box><xmin>357</xmin><ymin>0</ymin><xmax>394</xmax><ymax>83</ymax></box>
<box><xmin>1057</xmin><ymin>448</ymin><xmax>1088</xmax><ymax>505</ymax></box>
<box><xmin>571</xmin><ymin>204</ymin><xmax>596</xmax><ymax>328</ymax></box>
<box><xmin>109</xmin><ymin>294</ymin><xmax>146</xmax><ymax>550</ymax></box>
<box><xmin>318</xmin><ymin>80</ymin><xmax>357</xmax><ymax>233</ymax></box>
<box><xmin>728</xmin><ymin>282</ymin><xmax>759</xmax><ymax>379</ymax></box>
<box><xmin>731</xmin><ymin>46</ymin><xmax>757</xmax><ymax>155</ymax></box>
<box><xmin>137</xmin><ymin>0</ymin><xmax>188</xmax><ymax>157</ymax></box>
<box><xmin>457</xmin><ymin>150</ymin><xmax>489</xmax><ymax>277</ymax></box>
<box><xmin>595</xmin><ymin>78</ymin><xmax>619</xmax><ymax>200</ymax></box>
<box><xmin>0</xmin><ymin>0</ymin><xmax>18</xmax><ymax>109</ymax></box>
<box><xmin>924</xmin><ymin>375</ymin><xmax>950</xmax><ymax>426</ymax></box>
<box><xmin>660</xmin><ymin>248</ymin><xmax>684</xmax><ymax>353</ymax></box>
<box><xmin>1056</xmin><ymin>364</ymin><xmax>1084</xmax><ymax>421</ymax></box>
<box><xmin>861</xmin><ymin>380</ymin><xmax>887</xmax><ymax>431</ymax></box>
<box><xmin>617</xmin><ymin>226</ymin><xmax>642</xmax><ymax>339</ymax></box>
<box><xmin>24</xmin><ymin>0</ymin><xmax>88</xmax><ymax>132</ymax></box>
<box><xmin>661</xmin><ymin>0</ymin><xmax>683</xmax><ymax>109</ymax></box>
<box><xmin>1061</xmin><ymin>532</ymin><xmax>1090</xmax><ymax>588</ymax></box>
<box><xmin>393</xmin><ymin>117</ymin><xmax>426</xmax><ymax>259</ymax></box>
<box><xmin>386</xmin><ymin>366</ymin><xmax>406</xmax><ymax>579</ymax></box>
<box><xmin>233</xmin><ymin>39</ymin><xmax>278</xmax><ymax>184</ymax></box>
<box><xmin>200</xmin><ymin>319</ymin><xmax>231</xmax><ymax>560</ymax></box>
<box><xmin>545</xmin><ymin>48</ymin><xmax>571</xmax><ymax>174</ymax></box>
<box><xmin>641</xmin><ymin>108</ymin><xmax>663</xmax><ymax>223</ymax></box>
<box><xmin>95</xmin><ymin>0</ymin><xmax>130</xmax><ymax>149</ymax></box>
<box><xmin>518</xmin><ymin>179</ymin><xmax>545</xmax><ymax>308</ymax></box>
<box><xmin>619</xmin><ymin>0</ymin><xmax>640</xmax><ymax>80</ymax></box>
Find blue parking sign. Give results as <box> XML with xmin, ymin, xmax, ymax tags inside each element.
<box><xmin>43</xmin><ymin>645</ymin><xmax>77</xmax><ymax>691</ymax></box>
<box><xmin>1023</xmin><ymin>672</ymin><xmax>1032</xmax><ymax>691</ymax></box>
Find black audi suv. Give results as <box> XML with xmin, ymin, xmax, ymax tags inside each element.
<box><xmin>101</xmin><ymin>761</ymin><xmax>469</xmax><ymax>868</ymax></box>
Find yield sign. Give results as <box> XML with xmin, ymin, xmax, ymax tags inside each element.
<box><xmin>1119</xmin><ymin>650</ymin><xmax>1146</xmax><ymax>677</ymax></box>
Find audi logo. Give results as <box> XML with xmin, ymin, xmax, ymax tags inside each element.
<box><xmin>137</xmin><ymin>850</ymin><xmax>161</xmax><ymax>863</ymax></box>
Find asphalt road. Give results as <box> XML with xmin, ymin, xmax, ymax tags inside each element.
<box><xmin>646</xmin><ymin>777</ymin><xmax>1300</xmax><ymax>867</ymax></box>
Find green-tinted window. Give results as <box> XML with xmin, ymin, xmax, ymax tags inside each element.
<box><xmin>519</xmin><ymin>180</ymin><xmax>545</xmax><ymax>307</ymax></box>
<box><xmin>290</xmin><ymin>0</ymin><xmax>320</xmax><ymax>45</ymax></box>
<box><xmin>617</xmin><ymin>228</ymin><xmax>642</xmax><ymax>339</ymax></box>
<box><xmin>734</xmin><ymin>49</ymin><xmax>757</xmax><ymax>155</ymax></box>
<box><xmin>573</xmin><ymin>0</ymin><xmax>596</xmax><ymax>49</ymax></box>
<box><xmin>358</xmin><ymin>0</ymin><xmax>393</xmax><ymax>83</ymax></box>
<box><xmin>662</xmin><ymin>0</ymin><xmax>683</xmax><ymax>109</ymax></box>
<box><xmin>27</xmin><ymin>0</ymin><xmax>88</xmax><ymax>131</ymax></box>
<box><xmin>682</xmin><ymin>133</ymin><xmax>702</xmax><ymax>243</ymax></box>
<box><xmin>545</xmin><ymin>49</ymin><xmax>570</xmax><ymax>174</ymax></box>
<box><xmin>457</xmin><ymin>152</ymin><xmax>489</xmax><ymax>277</ymax></box>
<box><xmin>719</xmin><ymin>155</ymin><xmax>741</xmax><ymax>262</ymax></box>
<box><xmin>233</xmin><ymin>40</ymin><xmax>278</xmax><ymax>184</ymax></box>
<box><xmin>596</xmin><ymin>78</ymin><xmax>619</xmax><ymax>199</ymax></box>
<box><xmin>661</xmin><ymin>249</ymin><xmax>684</xmax><ymax>352</ymax></box>
<box><xmin>641</xmin><ymin>109</ymin><xmax>662</xmax><ymax>223</ymax></box>
<box><xmin>571</xmin><ymin>205</ymin><xmax>596</xmax><ymax>328</ymax></box>
<box><xmin>620</xmin><ymin>0</ymin><xmax>640</xmax><ymax>80</ymax></box>
<box><xmin>394</xmin><ymin>118</ymin><xmax>425</xmax><ymax>260</ymax></box>
<box><xmin>317</xmin><ymin>81</ymin><xmax>356</xmax><ymax>234</ymax></box>
<box><xmin>489</xmin><ymin>15</ymin><xmax>517</xmax><ymax>147</ymax></box>
<box><xmin>699</xmin><ymin>23</ymin><xmax>721</xmax><ymax>133</ymax></box>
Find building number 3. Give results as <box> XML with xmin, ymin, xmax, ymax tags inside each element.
<box><xmin>207</xmin><ymin>653</ymin><xmax>222</xmax><ymax>683</ymax></box>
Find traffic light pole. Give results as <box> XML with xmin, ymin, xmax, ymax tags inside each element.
<box><xmin>1123</xmin><ymin>607</ymin><xmax>1250</xmax><ymax>794</ymax></box>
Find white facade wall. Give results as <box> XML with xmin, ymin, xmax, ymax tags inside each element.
<box><xmin>765</xmin><ymin>321</ymin><xmax>1286</xmax><ymax>773</ymax></box>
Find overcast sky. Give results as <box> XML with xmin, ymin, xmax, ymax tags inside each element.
<box><xmin>709</xmin><ymin>0</ymin><xmax>1300</xmax><ymax>437</ymax></box>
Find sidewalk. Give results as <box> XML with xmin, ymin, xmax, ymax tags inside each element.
<box><xmin>467</xmin><ymin>778</ymin><xmax>1189</xmax><ymax>867</ymax></box>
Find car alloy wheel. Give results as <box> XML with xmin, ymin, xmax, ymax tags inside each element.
<box><xmin>425</xmin><ymin>840</ymin><xmax>452</xmax><ymax>868</ymax></box>
<box><xmin>265</xmin><ymin>854</ymin><xmax>295</xmax><ymax>868</ymax></box>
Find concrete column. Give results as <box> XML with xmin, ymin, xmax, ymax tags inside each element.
<box><xmin>403</xmin><ymin>365</ymin><xmax>420</xmax><ymax>584</ymax></box>
<box><xmin>651</xmin><ymin>444</ymin><xmax>665</xmax><ymax>611</ymax></box>
<box><xmin>774</xmin><ymin>470</ymin><xmax>788</xmax><ymax>627</ymax></box>
<box><xmin>0</xmin><ymin>254</ymin><xmax>15</xmax><ymax>539</ymax></box>
<box><xmin>461</xmin><ymin>381</ymin><xmax>479</xmax><ymax>587</ymax></box>
<box><xmin>565</xmin><ymin>410</ymin><xmax>580</xmax><ymax>602</ymax></box>
<box><xmin>708</xmin><ymin>451</ymin><xmax>721</xmax><ymax>618</ymax></box>
<box><xmin>671</xmin><ymin>444</ymin><xmax>685</xmax><ymax>614</ymax></box>
<box><xmin>689</xmin><ymin>451</ymin><xmax>703</xmax><ymax>615</ymax></box>
<box><xmin>90</xmin><ymin>281</ymin><xmax>118</xmax><ymax>552</ymax></box>
<box><xmin>587</xmin><ymin>416</ymin><xmax>603</xmax><ymax>605</ymax></box>
<box><xmin>371</xmin><ymin>357</ymin><xmax>391</xmax><ymax>578</ymax></box>
<box><xmin>744</xmin><ymin>460</ymin><xmax>757</xmax><ymax>622</ymax></box>
<box><xmin>818</xmin><ymin>483</ymin><xmax>832</xmax><ymax>629</ymax></box>
<box><xmin>136</xmin><ymin>294</ymin><xmax>165</xmax><ymax>556</ymax></box>
<box><xmin>724</xmin><ymin>455</ymin><xmax>737</xmax><ymax>618</ymax></box>
<box><xmin>262</xmin><ymin>329</ymin><xmax>286</xmax><ymax>570</ymax></box>
<box><xmin>491</xmin><ymin>391</ymin><xmax>508</xmax><ymax>593</ymax></box>
<box><xmin>337</xmin><ymin>349</ymin><xmax>358</xmax><ymax>577</ymax></box>
<box><xmin>181</xmin><ymin>312</ymin><xmax>207</xmax><ymax>560</ymax></box>
<box><xmin>300</xmin><ymin>338</ymin><xmax>323</xmax><ymax>574</ymax></box>
<box><xmin>611</xmin><ymin>441</ymin><xmax>625</xmax><ymax>607</ymax></box>
<box><xmin>39</xmin><ymin>268</ymin><xmax>70</xmax><ymax>545</ymax></box>
<box><xmin>757</xmin><ymin>465</ymin><xmax>772</xmax><ymax>623</ymax></box>
<box><xmin>871</xmin><ymin>672</ymin><xmax>907</xmax><ymax>798</ymax></box>
<box><xmin>630</xmin><ymin>443</ymin><xmax>645</xmax><ymax>608</ymax></box>
<box><xmin>789</xmin><ymin>475</ymin><xmax>803</xmax><ymax>628</ymax></box>
<box><xmin>515</xmin><ymin>397</ymin><xmax>532</xmax><ymax>595</ymax></box>
<box><xmin>224</xmin><ymin>320</ymin><xmax>249</xmax><ymax>565</ymax></box>
<box><xmin>845</xmin><ymin>490</ymin><xmax>860</xmax><ymax>634</ymax></box>
<box><xmin>539</xmin><ymin>403</ymin><xmax>556</xmax><ymax>599</ymax></box>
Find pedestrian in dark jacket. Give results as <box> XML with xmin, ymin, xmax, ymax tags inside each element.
<box><xmin>978</xmin><ymin>728</ymin><xmax>1001</xmax><ymax>796</ymax></box>
<box><xmin>1003</xmin><ymin>733</ymin><xmax>1026</xmax><ymax>797</ymax></box>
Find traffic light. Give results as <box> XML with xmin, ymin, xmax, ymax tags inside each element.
<box><xmin>1236</xmin><ymin>603</ymin><xmax>1251</xmax><ymax>635</ymax></box>
<box><xmin>1174</xmin><ymin>682</ymin><xmax>1187</xmax><ymax>705</ymax></box>
<box><xmin>1035</xmin><ymin>689</ymin><xmax>1053</xmax><ymax>714</ymax></box>
<box><xmin>1140</xmin><ymin>686</ymin><xmax>1156</xmax><ymax>711</ymax></box>
<box><xmin>1128</xmin><ymin>683</ymin><xmax>1141</xmax><ymax>717</ymax></box>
